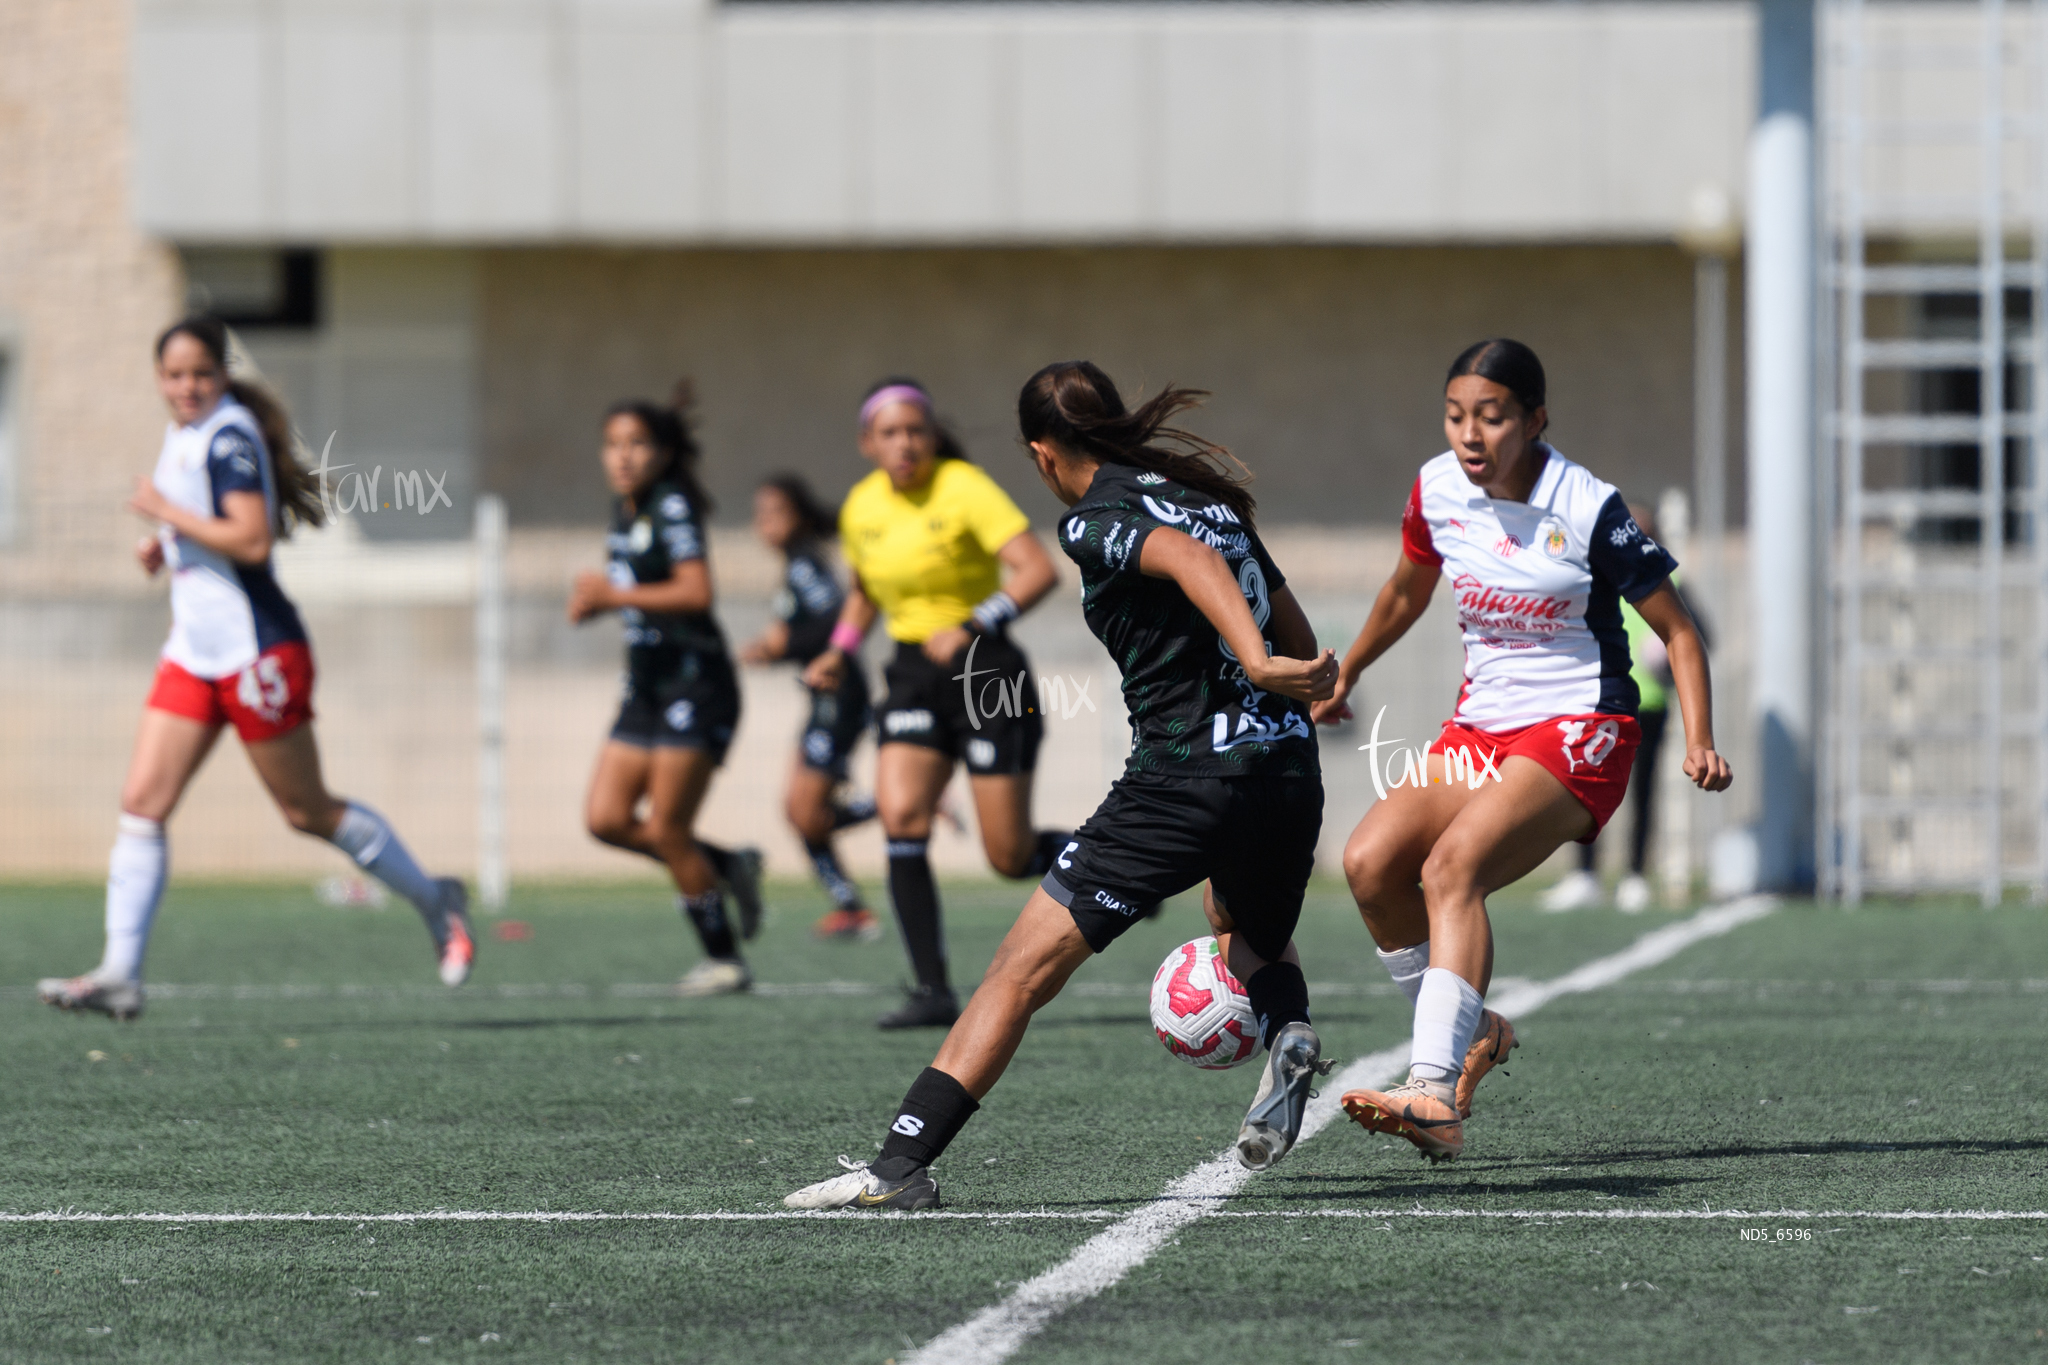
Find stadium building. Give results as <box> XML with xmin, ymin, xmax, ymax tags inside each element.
<box><xmin>4</xmin><ymin>0</ymin><xmax>2021</xmax><ymax>898</ymax></box>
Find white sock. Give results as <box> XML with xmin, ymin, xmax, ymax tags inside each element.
<box><xmin>1376</xmin><ymin>941</ymin><xmax>1430</xmax><ymax>1005</ymax></box>
<box><xmin>329</xmin><ymin>803</ymin><xmax>442</xmax><ymax>923</ymax></box>
<box><xmin>1410</xmin><ymin>966</ymin><xmax>1485</xmax><ymax>1084</ymax></box>
<box><xmin>97</xmin><ymin>814</ymin><xmax>168</xmax><ymax>983</ymax></box>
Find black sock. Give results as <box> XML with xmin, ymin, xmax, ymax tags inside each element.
<box><xmin>873</xmin><ymin>1066</ymin><xmax>979</xmax><ymax>1177</ymax></box>
<box><xmin>1245</xmin><ymin>961</ymin><xmax>1310</xmax><ymax>1049</ymax></box>
<box><xmin>834</xmin><ymin>794</ymin><xmax>878</xmax><ymax>831</ymax></box>
<box><xmin>680</xmin><ymin>889</ymin><xmax>738</xmax><ymax>960</ymax></box>
<box><xmin>1019</xmin><ymin>830</ymin><xmax>1071</xmax><ymax>881</ymax></box>
<box><xmin>886</xmin><ymin>839</ymin><xmax>948</xmax><ymax>992</ymax></box>
<box><xmin>806</xmin><ymin>839</ymin><xmax>864</xmax><ymax>912</ymax></box>
<box><xmin>698</xmin><ymin>841</ymin><xmax>735</xmax><ymax>881</ymax></box>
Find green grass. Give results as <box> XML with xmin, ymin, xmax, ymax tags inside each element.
<box><xmin>1</xmin><ymin>879</ymin><xmax>2044</xmax><ymax>1363</ymax></box>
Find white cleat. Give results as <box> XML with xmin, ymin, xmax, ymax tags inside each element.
<box><xmin>38</xmin><ymin>973</ymin><xmax>144</xmax><ymax>1021</ymax></box>
<box><xmin>783</xmin><ymin>1156</ymin><xmax>940</xmax><ymax>1211</ymax></box>
<box><xmin>1539</xmin><ymin>869</ymin><xmax>1603</xmax><ymax>912</ymax></box>
<box><xmin>1614</xmin><ymin>874</ymin><xmax>1653</xmax><ymax>913</ymax></box>
<box><xmin>676</xmin><ymin>957</ymin><xmax>751</xmax><ymax>998</ymax></box>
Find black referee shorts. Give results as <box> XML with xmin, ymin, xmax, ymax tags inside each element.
<box><xmin>877</xmin><ymin>635</ymin><xmax>1042</xmax><ymax>775</ymax></box>
<box><xmin>1041</xmin><ymin>771</ymin><xmax>1323</xmax><ymax>963</ymax></box>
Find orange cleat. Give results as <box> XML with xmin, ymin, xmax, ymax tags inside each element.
<box><xmin>435</xmin><ymin>878</ymin><xmax>476</xmax><ymax>986</ymax></box>
<box><xmin>813</xmin><ymin>908</ymin><xmax>883</xmax><ymax>942</ymax></box>
<box><xmin>1455</xmin><ymin>1010</ymin><xmax>1517</xmax><ymax>1119</ymax></box>
<box><xmin>1342</xmin><ymin>1078</ymin><xmax>1465</xmax><ymax>1162</ymax></box>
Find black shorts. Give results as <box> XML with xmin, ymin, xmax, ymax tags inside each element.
<box><xmin>799</xmin><ymin>668</ymin><xmax>871</xmax><ymax>779</ymax></box>
<box><xmin>1042</xmin><ymin>772</ymin><xmax>1323</xmax><ymax>962</ymax></box>
<box><xmin>611</xmin><ymin>649</ymin><xmax>741</xmax><ymax>763</ymax></box>
<box><xmin>877</xmin><ymin>635</ymin><xmax>1042</xmax><ymax>776</ymax></box>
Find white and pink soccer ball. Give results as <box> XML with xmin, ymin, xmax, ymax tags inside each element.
<box><xmin>1149</xmin><ymin>936</ymin><xmax>1258</xmax><ymax>1070</ymax></box>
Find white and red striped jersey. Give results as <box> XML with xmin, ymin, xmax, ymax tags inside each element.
<box><xmin>1401</xmin><ymin>444</ymin><xmax>1676</xmax><ymax>731</ymax></box>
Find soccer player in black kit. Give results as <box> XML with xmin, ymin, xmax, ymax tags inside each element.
<box><xmin>786</xmin><ymin>361</ymin><xmax>1339</xmax><ymax>1210</ymax></box>
<box><xmin>574</xmin><ymin>386</ymin><xmax>765</xmax><ymax>996</ymax></box>
<box><xmin>739</xmin><ymin>474</ymin><xmax>881</xmax><ymax>940</ymax></box>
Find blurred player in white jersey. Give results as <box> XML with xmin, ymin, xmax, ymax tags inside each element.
<box><xmin>1312</xmin><ymin>339</ymin><xmax>1732</xmax><ymax>1160</ymax></box>
<box><xmin>38</xmin><ymin>317</ymin><xmax>473</xmax><ymax>1021</ymax></box>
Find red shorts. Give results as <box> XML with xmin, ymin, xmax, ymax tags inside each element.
<box><xmin>1430</xmin><ymin>713</ymin><xmax>1641</xmax><ymax>841</ymax></box>
<box><xmin>146</xmin><ymin>642</ymin><xmax>316</xmax><ymax>743</ymax></box>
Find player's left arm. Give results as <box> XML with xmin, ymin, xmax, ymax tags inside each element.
<box><xmin>1140</xmin><ymin>528</ymin><xmax>1337</xmax><ymax>704</ymax></box>
<box><xmin>130</xmin><ymin>478</ymin><xmax>272</xmax><ymax>565</ymax></box>
<box><xmin>994</xmin><ymin>530</ymin><xmax>1058</xmax><ymax>613</ymax></box>
<box><xmin>922</xmin><ymin>530</ymin><xmax>1058</xmax><ymax>666</ymax></box>
<box><xmin>1265</xmin><ymin>584</ymin><xmax>1319</xmax><ymax>662</ymax></box>
<box><xmin>1633</xmin><ymin>580</ymin><xmax>1733</xmax><ymax>792</ymax></box>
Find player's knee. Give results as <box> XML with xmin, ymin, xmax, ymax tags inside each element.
<box><xmin>1419</xmin><ymin>841</ymin><xmax>1482</xmax><ymax>905</ymax></box>
<box><xmin>586</xmin><ymin>810</ymin><xmax>633</xmax><ymax>846</ymax></box>
<box><xmin>985</xmin><ymin>836</ymin><xmax>1033</xmax><ymax>880</ymax></box>
<box><xmin>280</xmin><ymin>799</ymin><xmax>332</xmax><ymax>836</ymax></box>
<box><xmin>1343</xmin><ymin>832</ymin><xmax>1399</xmax><ymax>906</ymax></box>
<box><xmin>785</xmin><ymin>793</ymin><xmax>831</xmax><ymax>844</ymax></box>
<box><xmin>878</xmin><ymin>800</ymin><xmax>932</xmax><ymax>842</ymax></box>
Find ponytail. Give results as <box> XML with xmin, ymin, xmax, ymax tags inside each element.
<box><xmin>1016</xmin><ymin>361</ymin><xmax>1255</xmax><ymax>525</ymax></box>
<box><xmin>155</xmin><ymin>315</ymin><xmax>326</xmax><ymax>537</ymax></box>
<box><xmin>606</xmin><ymin>377</ymin><xmax>714</xmax><ymax>517</ymax></box>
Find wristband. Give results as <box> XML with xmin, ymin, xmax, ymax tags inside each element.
<box><xmin>829</xmin><ymin>621</ymin><xmax>867</xmax><ymax>654</ymax></box>
<box><xmin>968</xmin><ymin>590</ymin><xmax>1020</xmax><ymax>637</ymax></box>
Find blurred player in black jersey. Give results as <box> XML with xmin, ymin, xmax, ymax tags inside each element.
<box><xmin>573</xmin><ymin>383</ymin><xmax>765</xmax><ymax>997</ymax></box>
<box><xmin>739</xmin><ymin>474</ymin><xmax>881</xmax><ymax>941</ymax></box>
<box><xmin>785</xmin><ymin>362</ymin><xmax>1339</xmax><ymax>1210</ymax></box>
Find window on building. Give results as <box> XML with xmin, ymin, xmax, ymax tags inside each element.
<box><xmin>182</xmin><ymin>248</ymin><xmax>322</xmax><ymax>329</ymax></box>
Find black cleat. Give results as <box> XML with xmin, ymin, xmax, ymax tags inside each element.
<box><xmin>876</xmin><ymin>985</ymin><xmax>959</xmax><ymax>1030</ymax></box>
<box><xmin>724</xmin><ymin>847</ymin><xmax>767</xmax><ymax>942</ymax></box>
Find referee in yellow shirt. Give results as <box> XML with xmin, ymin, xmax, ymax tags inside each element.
<box><xmin>804</xmin><ymin>378</ymin><xmax>1063</xmax><ymax>1028</ymax></box>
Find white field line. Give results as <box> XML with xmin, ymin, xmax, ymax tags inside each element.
<box><xmin>7</xmin><ymin>1206</ymin><xmax>2046</xmax><ymax>1226</ymax></box>
<box><xmin>903</xmin><ymin>894</ymin><xmax>1782</xmax><ymax>1365</ymax></box>
<box><xmin>1</xmin><ymin>979</ymin><xmax>1432</xmax><ymax>1004</ymax></box>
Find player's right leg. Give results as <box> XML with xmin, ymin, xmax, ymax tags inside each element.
<box><xmin>788</xmin><ymin>751</ymin><xmax>877</xmax><ymax>942</ymax></box>
<box><xmin>40</xmin><ymin>704</ymin><xmax>220</xmax><ymax>1020</ymax></box>
<box><xmin>1342</xmin><ymin>758</ymin><xmax>1589</xmax><ymax>1158</ymax></box>
<box><xmin>644</xmin><ymin>744</ymin><xmax>749</xmax><ymax>995</ymax></box>
<box><xmin>247</xmin><ymin>723</ymin><xmax>474</xmax><ymax>986</ymax></box>
<box><xmin>784</xmin><ymin>889</ymin><xmax>1094</xmax><ymax>1210</ymax></box>
<box><xmin>874</xmin><ymin>741</ymin><xmax>962</xmax><ymax>1028</ymax></box>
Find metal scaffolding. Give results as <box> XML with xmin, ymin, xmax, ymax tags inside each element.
<box><xmin>1820</xmin><ymin>0</ymin><xmax>2048</xmax><ymax>902</ymax></box>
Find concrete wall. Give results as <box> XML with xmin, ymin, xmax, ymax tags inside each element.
<box><xmin>476</xmin><ymin>242</ymin><xmax>1741</xmax><ymax>529</ymax></box>
<box><xmin>132</xmin><ymin>0</ymin><xmax>1754</xmax><ymax>244</ymax></box>
<box><xmin>0</xmin><ymin>0</ymin><xmax>184</xmax><ymax>581</ymax></box>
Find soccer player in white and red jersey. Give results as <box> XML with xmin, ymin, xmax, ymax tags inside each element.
<box><xmin>36</xmin><ymin>317</ymin><xmax>473</xmax><ymax>1021</ymax></box>
<box><xmin>1312</xmin><ymin>338</ymin><xmax>1732</xmax><ymax>1160</ymax></box>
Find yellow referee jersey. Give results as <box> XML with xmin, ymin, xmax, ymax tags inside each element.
<box><xmin>840</xmin><ymin>460</ymin><xmax>1032</xmax><ymax>643</ymax></box>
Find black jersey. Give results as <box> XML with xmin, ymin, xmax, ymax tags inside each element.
<box><xmin>1057</xmin><ymin>464</ymin><xmax>1317</xmax><ymax>779</ymax></box>
<box><xmin>606</xmin><ymin>480</ymin><xmax>728</xmax><ymax>660</ymax></box>
<box><xmin>777</xmin><ymin>544</ymin><xmax>846</xmax><ymax>666</ymax></box>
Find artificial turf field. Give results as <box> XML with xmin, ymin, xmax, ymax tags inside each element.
<box><xmin>1</xmin><ymin>878</ymin><xmax>2044</xmax><ymax>1364</ymax></box>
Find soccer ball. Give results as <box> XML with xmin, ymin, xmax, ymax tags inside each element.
<box><xmin>1149</xmin><ymin>936</ymin><xmax>1258</xmax><ymax>1070</ymax></box>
